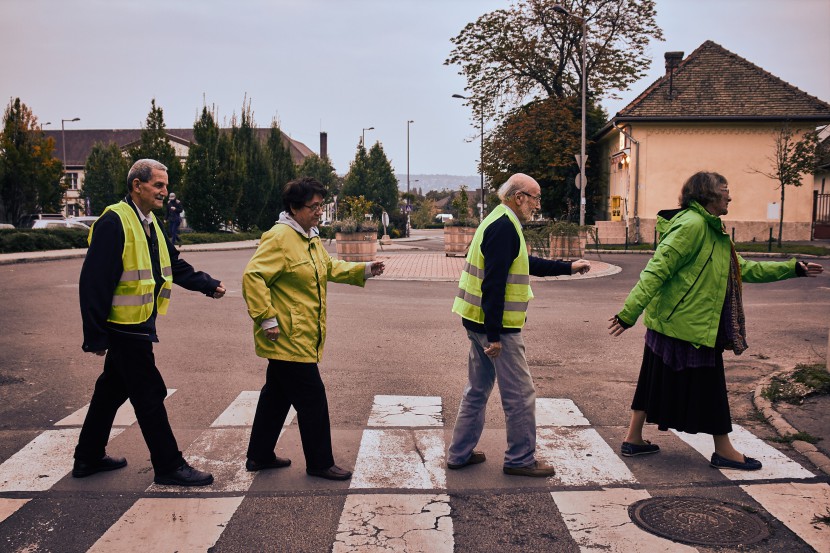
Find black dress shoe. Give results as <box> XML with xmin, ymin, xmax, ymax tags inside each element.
<box><xmin>246</xmin><ymin>456</ymin><xmax>292</xmax><ymax>472</ymax></box>
<box><xmin>306</xmin><ymin>464</ymin><xmax>352</xmax><ymax>481</ymax></box>
<box><xmin>72</xmin><ymin>455</ymin><xmax>127</xmax><ymax>478</ymax></box>
<box><xmin>154</xmin><ymin>462</ymin><xmax>214</xmax><ymax>486</ymax></box>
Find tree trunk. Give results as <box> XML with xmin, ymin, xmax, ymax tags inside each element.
<box><xmin>778</xmin><ymin>184</ymin><xmax>785</xmax><ymax>247</ymax></box>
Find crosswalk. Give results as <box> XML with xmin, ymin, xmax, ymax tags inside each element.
<box><xmin>1</xmin><ymin>391</ymin><xmax>829</xmax><ymax>552</ymax></box>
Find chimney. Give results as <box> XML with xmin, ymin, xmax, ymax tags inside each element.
<box><xmin>664</xmin><ymin>51</ymin><xmax>684</xmax><ymax>73</ymax></box>
<box><xmin>320</xmin><ymin>131</ymin><xmax>328</xmax><ymax>160</ymax></box>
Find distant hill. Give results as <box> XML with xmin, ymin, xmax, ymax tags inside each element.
<box><xmin>395</xmin><ymin>174</ymin><xmax>480</xmax><ymax>194</ymax></box>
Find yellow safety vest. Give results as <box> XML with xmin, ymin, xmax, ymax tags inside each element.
<box><xmin>89</xmin><ymin>202</ymin><xmax>173</xmax><ymax>324</ymax></box>
<box><xmin>452</xmin><ymin>204</ymin><xmax>533</xmax><ymax>328</ymax></box>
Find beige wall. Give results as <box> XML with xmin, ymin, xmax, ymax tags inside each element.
<box><xmin>599</xmin><ymin>122</ymin><xmax>819</xmax><ymax>242</ymax></box>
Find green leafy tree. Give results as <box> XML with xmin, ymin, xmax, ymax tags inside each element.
<box><xmin>182</xmin><ymin>106</ymin><xmax>222</xmax><ymax>231</ymax></box>
<box><xmin>298</xmin><ymin>153</ymin><xmax>338</xmax><ymax>198</ymax></box>
<box><xmin>750</xmin><ymin>124</ymin><xmax>819</xmax><ymax>246</ymax></box>
<box><xmin>214</xmin><ymin>129</ymin><xmax>239</xmax><ymax>229</ymax></box>
<box><xmin>232</xmin><ymin>101</ymin><xmax>270</xmax><ymax>232</ymax></box>
<box><xmin>0</xmin><ymin>98</ymin><xmax>64</xmax><ymax>225</ymax></box>
<box><xmin>259</xmin><ymin>122</ymin><xmax>297</xmax><ymax>230</ymax></box>
<box><xmin>365</xmin><ymin>142</ymin><xmax>399</xmax><ymax>214</ymax></box>
<box><xmin>129</xmin><ymin>99</ymin><xmax>182</xmax><ymax>191</ymax></box>
<box><xmin>410</xmin><ymin>197</ymin><xmax>438</xmax><ymax>229</ymax></box>
<box><xmin>341</xmin><ymin>143</ymin><xmax>370</xmax><ymax>204</ymax></box>
<box><xmin>83</xmin><ymin>141</ymin><xmax>130</xmax><ymax>215</ymax></box>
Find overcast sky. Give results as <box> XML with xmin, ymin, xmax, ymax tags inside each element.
<box><xmin>2</xmin><ymin>0</ymin><xmax>828</xmax><ymax>178</ymax></box>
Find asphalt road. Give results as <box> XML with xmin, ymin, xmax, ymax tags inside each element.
<box><xmin>0</xmin><ymin>249</ymin><xmax>828</xmax><ymax>552</ymax></box>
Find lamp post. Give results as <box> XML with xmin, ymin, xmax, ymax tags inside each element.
<box><xmin>61</xmin><ymin>117</ymin><xmax>80</xmax><ymax>171</ymax></box>
<box><xmin>406</xmin><ymin>120</ymin><xmax>414</xmax><ymax>237</ymax></box>
<box><xmin>552</xmin><ymin>4</ymin><xmax>587</xmax><ymax>226</ymax></box>
<box><xmin>452</xmin><ymin>94</ymin><xmax>485</xmax><ymax>219</ymax></box>
<box><xmin>41</xmin><ymin>121</ymin><xmax>51</xmax><ymax>130</ymax></box>
<box><xmin>362</xmin><ymin>126</ymin><xmax>374</xmax><ymax>147</ymax></box>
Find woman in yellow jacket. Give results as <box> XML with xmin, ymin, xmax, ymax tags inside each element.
<box><xmin>242</xmin><ymin>177</ymin><xmax>384</xmax><ymax>480</ymax></box>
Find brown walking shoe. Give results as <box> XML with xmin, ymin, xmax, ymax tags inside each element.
<box><xmin>447</xmin><ymin>450</ymin><xmax>486</xmax><ymax>470</ymax></box>
<box><xmin>503</xmin><ymin>461</ymin><xmax>556</xmax><ymax>477</ymax></box>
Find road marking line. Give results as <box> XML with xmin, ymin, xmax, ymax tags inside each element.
<box><xmin>672</xmin><ymin>424</ymin><xmax>815</xmax><ymax>480</ymax></box>
<box><xmin>87</xmin><ymin>497</ymin><xmax>243</xmax><ymax>552</ymax></box>
<box><xmin>333</xmin><ymin>494</ymin><xmax>453</xmax><ymax>553</ymax></box>
<box><xmin>351</xmin><ymin>429</ymin><xmax>446</xmax><ymax>489</ymax></box>
<box><xmin>368</xmin><ymin>395</ymin><xmax>443</xmax><ymax>427</ymax></box>
<box><xmin>537</xmin><ymin>427</ymin><xmax>637</xmax><ymax>486</ymax></box>
<box><xmin>740</xmin><ymin>482</ymin><xmax>830</xmax><ymax>553</ymax></box>
<box><xmin>536</xmin><ymin>398</ymin><xmax>589</xmax><ymax>426</ymax></box>
<box><xmin>551</xmin><ymin>488</ymin><xmax>698</xmax><ymax>552</ymax></box>
<box><xmin>54</xmin><ymin>389</ymin><xmax>177</xmax><ymax>427</ymax></box>
<box><xmin>0</xmin><ymin>428</ymin><xmax>124</xmax><ymax>492</ymax></box>
<box><xmin>0</xmin><ymin>498</ymin><xmax>31</xmax><ymax>523</ymax></box>
<box><xmin>210</xmin><ymin>391</ymin><xmax>296</xmax><ymax>428</ymax></box>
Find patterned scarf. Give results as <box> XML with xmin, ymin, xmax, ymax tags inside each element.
<box><xmin>723</xmin><ymin>244</ymin><xmax>748</xmax><ymax>355</ymax></box>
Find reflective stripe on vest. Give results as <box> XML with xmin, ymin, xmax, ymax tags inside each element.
<box><xmin>451</xmin><ymin>204</ymin><xmax>533</xmax><ymax>328</ymax></box>
<box><xmin>92</xmin><ymin>202</ymin><xmax>173</xmax><ymax>324</ymax></box>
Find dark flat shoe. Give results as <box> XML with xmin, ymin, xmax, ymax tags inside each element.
<box><xmin>621</xmin><ymin>441</ymin><xmax>660</xmax><ymax>457</ymax></box>
<box><xmin>710</xmin><ymin>452</ymin><xmax>762</xmax><ymax>471</ymax></box>
<box><xmin>246</xmin><ymin>456</ymin><xmax>291</xmax><ymax>472</ymax></box>
<box><xmin>154</xmin><ymin>462</ymin><xmax>214</xmax><ymax>486</ymax></box>
<box><xmin>72</xmin><ymin>455</ymin><xmax>127</xmax><ymax>478</ymax></box>
<box><xmin>447</xmin><ymin>450</ymin><xmax>486</xmax><ymax>470</ymax></box>
<box><xmin>306</xmin><ymin>464</ymin><xmax>352</xmax><ymax>480</ymax></box>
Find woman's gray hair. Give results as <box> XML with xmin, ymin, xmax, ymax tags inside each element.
<box><xmin>679</xmin><ymin>171</ymin><xmax>727</xmax><ymax>209</ymax></box>
<box><xmin>127</xmin><ymin>159</ymin><xmax>168</xmax><ymax>189</ymax></box>
<box><xmin>497</xmin><ymin>175</ymin><xmax>524</xmax><ymax>201</ymax></box>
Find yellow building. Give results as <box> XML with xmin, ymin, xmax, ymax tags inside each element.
<box><xmin>595</xmin><ymin>41</ymin><xmax>830</xmax><ymax>244</ymax></box>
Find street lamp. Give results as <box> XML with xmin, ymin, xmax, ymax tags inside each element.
<box><xmin>41</xmin><ymin>121</ymin><xmax>51</xmax><ymax>129</ymax></box>
<box><xmin>61</xmin><ymin>117</ymin><xmax>80</xmax><ymax>170</ymax></box>
<box><xmin>452</xmin><ymin>94</ymin><xmax>485</xmax><ymax>219</ymax></box>
<box><xmin>362</xmin><ymin>126</ymin><xmax>374</xmax><ymax>147</ymax></box>
<box><xmin>552</xmin><ymin>4</ymin><xmax>587</xmax><ymax>226</ymax></box>
<box><xmin>406</xmin><ymin>120</ymin><xmax>414</xmax><ymax>237</ymax></box>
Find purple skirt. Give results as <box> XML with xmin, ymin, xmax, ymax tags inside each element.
<box><xmin>630</xmin><ymin>342</ymin><xmax>732</xmax><ymax>435</ymax></box>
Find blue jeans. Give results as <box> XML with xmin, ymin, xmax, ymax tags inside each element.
<box><xmin>447</xmin><ymin>330</ymin><xmax>537</xmax><ymax>468</ymax></box>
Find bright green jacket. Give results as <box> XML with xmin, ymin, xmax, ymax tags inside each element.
<box><xmin>618</xmin><ymin>201</ymin><xmax>797</xmax><ymax>348</ymax></box>
<box><xmin>242</xmin><ymin>223</ymin><xmax>366</xmax><ymax>362</ymax></box>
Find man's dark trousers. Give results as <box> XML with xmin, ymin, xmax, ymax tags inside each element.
<box><xmin>247</xmin><ymin>359</ymin><xmax>335</xmax><ymax>470</ymax></box>
<box><xmin>74</xmin><ymin>334</ymin><xmax>184</xmax><ymax>474</ymax></box>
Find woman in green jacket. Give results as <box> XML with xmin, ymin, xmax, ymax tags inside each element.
<box><xmin>242</xmin><ymin>177</ymin><xmax>384</xmax><ymax>480</ymax></box>
<box><xmin>609</xmin><ymin>171</ymin><xmax>823</xmax><ymax>470</ymax></box>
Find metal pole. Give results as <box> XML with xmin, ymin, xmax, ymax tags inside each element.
<box><xmin>480</xmin><ymin>111</ymin><xmax>485</xmax><ymax>219</ymax></box>
<box><xmin>579</xmin><ymin>19</ymin><xmax>587</xmax><ymax>227</ymax></box>
<box><xmin>407</xmin><ymin>120</ymin><xmax>414</xmax><ymax>237</ymax></box>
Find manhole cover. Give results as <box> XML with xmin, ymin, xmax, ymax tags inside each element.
<box><xmin>629</xmin><ymin>496</ymin><xmax>770</xmax><ymax>546</ymax></box>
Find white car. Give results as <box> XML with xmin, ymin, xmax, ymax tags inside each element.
<box><xmin>67</xmin><ymin>216</ymin><xmax>99</xmax><ymax>228</ymax></box>
<box><xmin>31</xmin><ymin>219</ymin><xmax>90</xmax><ymax>230</ymax></box>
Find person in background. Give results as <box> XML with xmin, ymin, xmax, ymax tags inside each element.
<box><xmin>242</xmin><ymin>176</ymin><xmax>385</xmax><ymax>480</ymax></box>
<box><xmin>447</xmin><ymin>173</ymin><xmax>591</xmax><ymax>477</ymax></box>
<box><xmin>75</xmin><ymin>159</ymin><xmax>225</xmax><ymax>487</ymax></box>
<box><xmin>166</xmin><ymin>192</ymin><xmax>183</xmax><ymax>245</ymax></box>
<box><xmin>609</xmin><ymin>171</ymin><xmax>823</xmax><ymax>470</ymax></box>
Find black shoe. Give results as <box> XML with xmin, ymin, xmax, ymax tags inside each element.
<box><xmin>306</xmin><ymin>464</ymin><xmax>352</xmax><ymax>481</ymax></box>
<box><xmin>154</xmin><ymin>462</ymin><xmax>214</xmax><ymax>486</ymax></box>
<box><xmin>447</xmin><ymin>450</ymin><xmax>486</xmax><ymax>470</ymax></box>
<box><xmin>621</xmin><ymin>441</ymin><xmax>660</xmax><ymax>457</ymax></box>
<box><xmin>246</xmin><ymin>456</ymin><xmax>291</xmax><ymax>472</ymax></box>
<box><xmin>710</xmin><ymin>452</ymin><xmax>762</xmax><ymax>471</ymax></box>
<box><xmin>72</xmin><ymin>455</ymin><xmax>127</xmax><ymax>478</ymax></box>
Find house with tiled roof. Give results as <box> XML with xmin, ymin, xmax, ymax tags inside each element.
<box><xmin>594</xmin><ymin>40</ymin><xmax>830</xmax><ymax>243</ymax></box>
<box><xmin>43</xmin><ymin>128</ymin><xmax>315</xmax><ymax>217</ymax></box>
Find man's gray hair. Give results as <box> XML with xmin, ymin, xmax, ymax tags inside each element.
<box><xmin>127</xmin><ymin>159</ymin><xmax>167</xmax><ymax>188</ymax></box>
<box><xmin>497</xmin><ymin>175</ymin><xmax>524</xmax><ymax>201</ymax></box>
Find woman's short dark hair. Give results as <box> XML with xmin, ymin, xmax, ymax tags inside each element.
<box><xmin>679</xmin><ymin>171</ymin><xmax>727</xmax><ymax>209</ymax></box>
<box><xmin>283</xmin><ymin>177</ymin><xmax>327</xmax><ymax>214</ymax></box>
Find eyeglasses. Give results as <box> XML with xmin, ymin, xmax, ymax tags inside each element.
<box><xmin>517</xmin><ymin>191</ymin><xmax>542</xmax><ymax>203</ymax></box>
<box><xmin>304</xmin><ymin>202</ymin><xmax>324</xmax><ymax>212</ymax></box>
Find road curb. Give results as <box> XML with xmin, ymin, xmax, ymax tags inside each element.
<box><xmin>752</xmin><ymin>371</ymin><xmax>830</xmax><ymax>476</ymax></box>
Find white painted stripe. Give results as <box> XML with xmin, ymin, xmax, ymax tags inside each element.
<box><xmin>88</xmin><ymin>497</ymin><xmax>243</xmax><ymax>552</ymax></box>
<box><xmin>54</xmin><ymin>389</ymin><xmax>177</xmax><ymax>427</ymax></box>
<box><xmin>551</xmin><ymin>488</ymin><xmax>698</xmax><ymax>552</ymax></box>
<box><xmin>333</xmin><ymin>494</ymin><xmax>453</xmax><ymax>553</ymax></box>
<box><xmin>536</xmin><ymin>427</ymin><xmax>637</xmax><ymax>486</ymax></box>
<box><xmin>368</xmin><ymin>395</ymin><xmax>443</xmax><ymax>427</ymax></box>
<box><xmin>672</xmin><ymin>424</ymin><xmax>815</xmax><ymax>480</ymax></box>
<box><xmin>147</xmin><ymin>428</ymin><xmax>253</xmax><ymax>493</ymax></box>
<box><xmin>210</xmin><ymin>391</ymin><xmax>296</xmax><ymax>428</ymax></box>
<box><xmin>740</xmin><ymin>482</ymin><xmax>830</xmax><ymax>553</ymax></box>
<box><xmin>536</xmin><ymin>398</ymin><xmax>589</xmax><ymax>426</ymax></box>
<box><xmin>0</xmin><ymin>498</ymin><xmax>31</xmax><ymax>523</ymax></box>
<box><xmin>0</xmin><ymin>428</ymin><xmax>124</xmax><ymax>492</ymax></box>
<box><xmin>351</xmin><ymin>429</ymin><xmax>446</xmax><ymax>489</ymax></box>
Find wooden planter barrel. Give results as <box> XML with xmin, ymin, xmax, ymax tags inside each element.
<box><xmin>335</xmin><ymin>231</ymin><xmax>378</xmax><ymax>262</ymax></box>
<box><xmin>549</xmin><ymin>230</ymin><xmax>587</xmax><ymax>260</ymax></box>
<box><xmin>444</xmin><ymin>225</ymin><xmax>477</xmax><ymax>257</ymax></box>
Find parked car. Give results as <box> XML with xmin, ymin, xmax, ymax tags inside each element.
<box><xmin>18</xmin><ymin>213</ymin><xmax>65</xmax><ymax>228</ymax></box>
<box><xmin>31</xmin><ymin>219</ymin><xmax>89</xmax><ymax>230</ymax></box>
<box><xmin>0</xmin><ymin>223</ymin><xmax>14</xmax><ymax>230</ymax></box>
<box><xmin>67</xmin><ymin>216</ymin><xmax>99</xmax><ymax>228</ymax></box>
